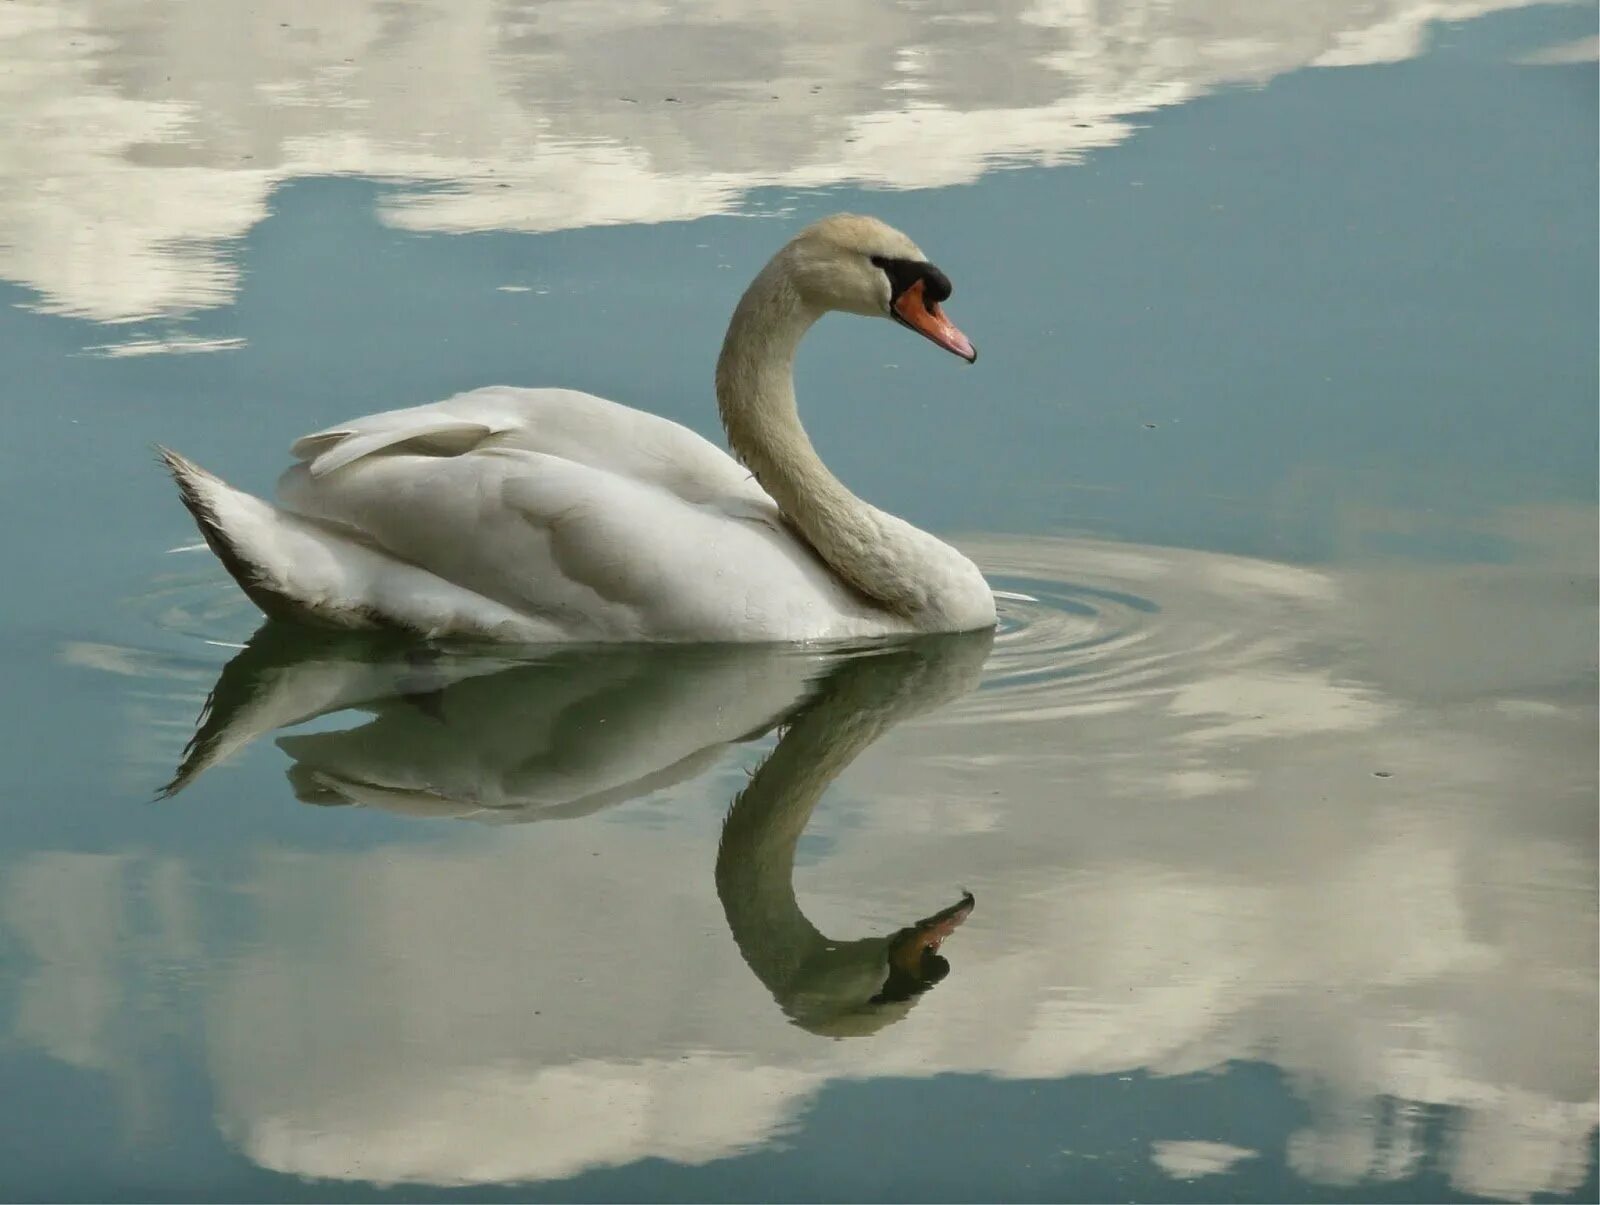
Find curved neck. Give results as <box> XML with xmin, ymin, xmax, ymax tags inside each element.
<box><xmin>715</xmin><ymin>260</ymin><xmax>919</xmax><ymax>613</ymax></box>
<box><xmin>713</xmin><ymin>660</ymin><xmax>906</xmax><ymax>1004</ymax></box>
<box><xmin>713</xmin><ymin>635</ymin><xmax>992</xmax><ymax>1023</ymax></box>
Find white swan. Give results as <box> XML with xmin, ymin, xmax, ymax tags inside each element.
<box><xmin>152</xmin><ymin>620</ymin><xmax>989</xmax><ymax>1031</ymax></box>
<box><xmin>158</xmin><ymin>214</ymin><xmax>996</xmax><ymax>643</ymax></box>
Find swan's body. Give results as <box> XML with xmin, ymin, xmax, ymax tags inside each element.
<box><xmin>152</xmin><ymin>621</ymin><xmax>989</xmax><ymax>1030</ymax></box>
<box><xmin>160</xmin><ymin>215</ymin><xmax>996</xmax><ymax>643</ymax></box>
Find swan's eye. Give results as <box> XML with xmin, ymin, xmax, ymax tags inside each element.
<box><xmin>920</xmin><ymin>264</ymin><xmax>953</xmax><ymax>304</ymax></box>
<box><xmin>870</xmin><ymin>255</ymin><xmax>952</xmax><ymax>305</ymax></box>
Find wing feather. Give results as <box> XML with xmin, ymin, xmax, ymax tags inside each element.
<box><xmin>294</xmin><ymin>417</ymin><xmax>503</xmax><ymax>477</ymax></box>
<box><xmin>268</xmin><ymin>387</ymin><xmax>893</xmax><ymax>641</ymax></box>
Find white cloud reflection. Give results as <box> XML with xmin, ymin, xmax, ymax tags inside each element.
<box><xmin>5</xmin><ymin>2</ymin><xmax>1590</xmax><ymax>1192</ymax></box>
<box><xmin>1153</xmin><ymin>1139</ymin><xmax>1260</xmax><ymax>1179</ymax></box>
<box><xmin>22</xmin><ymin>512</ymin><xmax>1598</xmax><ymax>1199</ymax></box>
<box><xmin>0</xmin><ymin>0</ymin><xmax>1547</xmax><ymax>322</ymax></box>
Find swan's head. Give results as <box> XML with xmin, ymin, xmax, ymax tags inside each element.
<box><xmin>783</xmin><ymin>213</ymin><xmax>977</xmax><ymax>363</ymax></box>
<box><xmin>783</xmin><ymin>890</ymin><xmax>976</xmax><ymax>1038</ymax></box>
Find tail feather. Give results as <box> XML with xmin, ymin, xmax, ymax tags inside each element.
<box><xmin>156</xmin><ymin>445</ymin><xmax>328</xmax><ymax>625</ymax></box>
<box><xmin>156</xmin><ymin>623</ymin><xmax>411</xmax><ymax>799</ymax></box>
<box><xmin>154</xmin><ymin>445</ymin><xmax>555</xmax><ymax>640</ymax></box>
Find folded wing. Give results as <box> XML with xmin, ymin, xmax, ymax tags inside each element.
<box><xmin>275</xmin><ymin>387</ymin><xmax>884</xmax><ymax>642</ymax></box>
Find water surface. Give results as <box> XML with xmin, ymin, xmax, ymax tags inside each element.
<box><xmin>0</xmin><ymin>2</ymin><xmax>1595</xmax><ymax>1201</ymax></box>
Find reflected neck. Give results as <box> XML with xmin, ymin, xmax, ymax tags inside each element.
<box><xmin>714</xmin><ymin>666</ymin><xmax>898</xmax><ymax>998</ymax></box>
<box><xmin>714</xmin><ymin>637</ymin><xmax>990</xmax><ymax>1012</ymax></box>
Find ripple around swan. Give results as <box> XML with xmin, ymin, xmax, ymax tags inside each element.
<box><xmin>953</xmin><ymin>534</ymin><xmax>1343</xmax><ymax>725</ymax></box>
<box><xmin>120</xmin><ymin>535</ymin><xmax>1346</xmax><ymax>729</ymax></box>
<box><xmin>131</xmin><ymin>536</ymin><xmax>1338</xmax><ymax>667</ymax></box>
<box><xmin>134</xmin><ymin>548</ymin><xmax>269</xmax><ymax>648</ymax></box>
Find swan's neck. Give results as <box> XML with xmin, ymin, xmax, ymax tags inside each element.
<box><xmin>714</xmin><ymin>639</ymin><xmax>990</xmax><ymax>1023</ymax></box>
<box><xmin>714</xmin><ymin>667</ymin><xmax>899</xmax><ymax>1002</ymax></box>
<box><xmin>715</xmin><ymin>261</ymin><xmax>924</xmax><ymax>614</ymax></box>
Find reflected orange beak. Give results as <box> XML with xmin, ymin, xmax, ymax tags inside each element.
<box><xmin>893</xmin><ymin>278</ymin><xmax>977</xmax><ymax>363</ymax></box>
<box><xmin>887</xmin><ymin>891</ymin><xmax>975</xmax><ymax>978</ymax></box>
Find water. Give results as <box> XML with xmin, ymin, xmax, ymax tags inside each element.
<box><xmin>1</xmin><ymin>2</ymin><xmax>1595</xmax><ymax>1201</ymax></box>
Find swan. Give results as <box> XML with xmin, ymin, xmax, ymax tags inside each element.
<box><xmin>716</xmin><ymin>632</ymin><xmax>989</xmax><ymax>1034</ymax></box>
<box><xmin>154</xmin><ymin>625</ymin><xmax>832</xmax><ymax>805</ymax></box>
<box><xmin>157</xmin><ymin>214</ymin><xmax>996</xmax><ymax>643</ymax></box>
<box><xmin>150</xmin><ymin>618</ymin><xmax>989</xmax><ymax>1032</ymax></box>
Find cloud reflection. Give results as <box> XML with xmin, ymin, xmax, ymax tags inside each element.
<box><xmin>0</xmin><ymin>0</ymin><xmax>1544</xmax><ymax>322</ymax></box>
<box><xmin>27</xmin><ymin>522</ymin><xmax>1598</xmax><ymax>1198</ymax></box>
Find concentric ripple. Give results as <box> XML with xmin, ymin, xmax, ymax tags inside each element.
<box><xmin>101</xmin><ymin>535</ymin><xmax>1351</xmax><ymax>782</ymax></box>
<box><xmin>130</xmin><ymin>537</ymin><xmax>1342</xmax><ymax>695</ymax></box>
<box><xmin>954</xmin><ymin>534</ymin><xmax>1344</xmax><ymax>724</ymax></box>
<box><xmin>134</xmin><ymin>546</ymin><xmax>267</xmax><ymax>649</ymax></box>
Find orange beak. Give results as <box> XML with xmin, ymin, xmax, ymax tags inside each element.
<box><xmin>887</xmin><ymin>891</ymin><xmax>975</xmax><ymax>978</ymax></box>
<box><xmin>892</xmin><ymin>278</ymin><xmax>977</xmax><ymax>363</ymax></box>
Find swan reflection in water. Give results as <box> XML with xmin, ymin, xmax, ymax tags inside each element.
<box><xmin>163</xmin><ymin>624</ymin><xmax>993</xmax><ymax>1034</ymax></box>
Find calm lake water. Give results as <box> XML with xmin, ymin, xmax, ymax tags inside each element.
<box><xmin>1</xmin><ymin>2</ymin><xmax>1596</xmax><ymax>1201</ymax></box>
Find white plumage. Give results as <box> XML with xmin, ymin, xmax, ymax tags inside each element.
<box><xmin>159</xmin><ymin>215</ymin><xmax>996</xmax><ymax>643</ymax></box>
